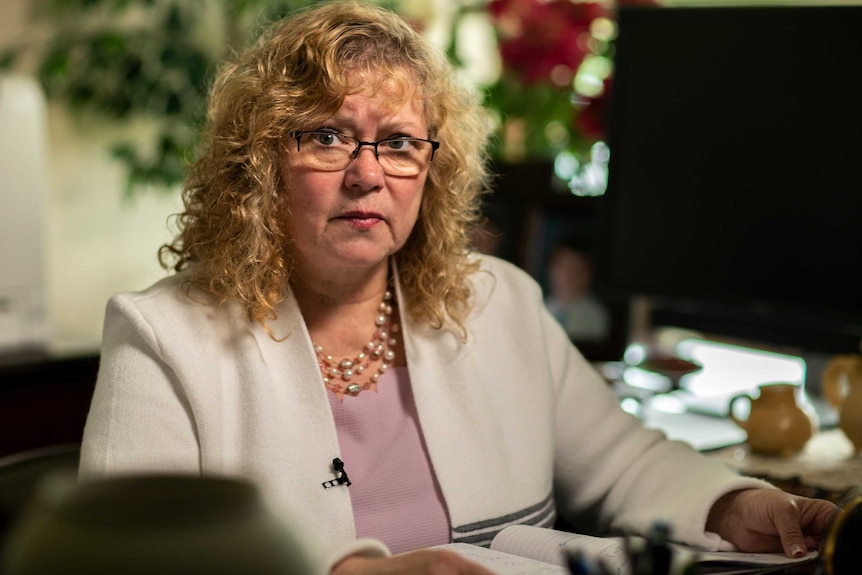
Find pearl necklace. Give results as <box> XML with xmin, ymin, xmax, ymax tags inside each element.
<box><xmin>313</xmin><ymin>289</ymin><xmax>399</xmax><ymax>401</ymax></box>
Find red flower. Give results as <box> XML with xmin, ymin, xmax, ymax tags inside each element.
<box><xmin>576</xmin><ymin>75</ymin><xmax>612</xmax><ymax>141</ymax></box>
<box><xmin>489</xmin><ymin>0</ymin><xmax>606</xmax><ymax>86</ymax></box>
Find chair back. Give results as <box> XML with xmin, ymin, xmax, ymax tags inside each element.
<box><xmin>0</xmin><ymin>444</ymin><xmax>80</xmax><ymax>541</ymax></box>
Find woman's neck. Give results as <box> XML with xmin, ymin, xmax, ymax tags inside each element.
<box><xmin>291</xmin><ymin>261</ymin><xmax>394</xmax><ymax>359</ymax></box>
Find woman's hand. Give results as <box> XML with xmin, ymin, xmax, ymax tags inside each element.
<box><xmin>706</xmin><ymin>488</ymin><xmax>840</xmax><ymax>557</ymax></box>
<box><xmin>331</xmin><ymin>549</ymin><xmax>497</xmax><ymax>575</ymax></box>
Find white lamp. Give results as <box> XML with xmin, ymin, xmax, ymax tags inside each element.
<box><xmin>0</xmin><ymin>75</ymin><xmax>50</xmax><ymax>352</ymax></box>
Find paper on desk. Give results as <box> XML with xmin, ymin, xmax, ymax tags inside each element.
<box><xmin>439</xmin><ymin>543</ymin><xmax>568</xmax><ymax>575</ymax></box>
<box><xmin>640</xmin><ymin>406</ymin><xmax>747</xmax><ymax>451</ymax></box>
<box><xmin>676</xmin><ymin>545</ymin><xmax>818</xmax><ymax>571</ymax></box>
<box><xmin>490</xmin><ymin>525</ymin><xmax>628</xmax><ymax>574</ymax></box>
<box><xmin>452</xmin><ymin>525</ymin><xmax>817</xmax><ymax>575</ymax></box>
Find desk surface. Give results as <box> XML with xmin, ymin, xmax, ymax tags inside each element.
<box><xmin>611</xmin><ymin>377</ymin><xmax>859</xmax><ymax>503</ymax></box>
<box><xmin>706</xmin><ymin>428</ymin><xmax>860</xmax><ymax>503</ymax></box>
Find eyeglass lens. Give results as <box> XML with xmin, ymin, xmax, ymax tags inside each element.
<box><xmin>295</xmin><ymin>131</ymin><xmax>436</xmax><ymax>176</ymax></box>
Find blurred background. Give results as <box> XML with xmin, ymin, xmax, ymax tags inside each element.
<box><xmin>0</xmin><ymin>0</ymin><xmax>736</xmax><ymax>358</ymax></box>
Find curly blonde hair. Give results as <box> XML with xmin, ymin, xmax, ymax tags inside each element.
<box><xmin>160</xmin><ymin>0</ymin><xmax>493</xmax><ymax>339</ymax></box>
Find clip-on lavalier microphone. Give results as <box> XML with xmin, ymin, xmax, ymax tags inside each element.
<box><xmin>322</xmin><ymin>457</ymin><xmax>352</xmax><ymax>489</ymax></box>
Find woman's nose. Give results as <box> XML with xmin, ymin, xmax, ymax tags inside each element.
<box><xmin>344</xmin><ymin>146</ymin><xmax>385</xmax><ymax>191</ymax></box>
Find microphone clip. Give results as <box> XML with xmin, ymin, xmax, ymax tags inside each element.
<box><xmin>322</xmin><ymin>457</ymin><xmax>352</xmax><ymax>489</ymax></box>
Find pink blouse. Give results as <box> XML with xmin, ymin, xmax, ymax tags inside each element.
<box><xmin>327</xmin><ymin>367</ymin><xmax>451</xmax><ymax>555</ymax></box>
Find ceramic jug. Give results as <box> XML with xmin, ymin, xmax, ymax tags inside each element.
<box><xmin>729</xmin><ymin>383</ymin><xmax>816</xmax><ymax>457</ymax></box>
<box><xmin>822</xmin><ymin>354</ymin><xmax>862</xmax><ymax>453</ymax></box>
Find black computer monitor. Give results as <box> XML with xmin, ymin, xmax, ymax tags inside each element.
<box><xmin>595</xmin><ymin>4</ymin><xmax>862</xmax><ymax>355</ymax></box>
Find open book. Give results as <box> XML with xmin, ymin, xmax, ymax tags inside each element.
<box><xmin>437</xmin><ymin>525</ymin><xmax>818</xmax><ymax>575</ymax></box>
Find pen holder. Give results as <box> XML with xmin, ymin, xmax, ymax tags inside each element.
<box><xmin>821</xmin><ymin>491</ymin><xmax>862</xmax><ymax>575</ymax></box>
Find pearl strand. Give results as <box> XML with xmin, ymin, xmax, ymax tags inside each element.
<box><xmin>314</xmin><ymin>289</ymin><xmax>400</xmax><ymax>400</ymax></box>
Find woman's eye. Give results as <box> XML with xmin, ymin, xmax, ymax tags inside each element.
<box><xmin>314</xmin><ymin>133</ymin><xmax>337</xmax><ymax>146</ymax></box>
<box><xmin>383</xmin><ymin>139</ymin><xmax>411</xmax><ymax>152</ymax></box>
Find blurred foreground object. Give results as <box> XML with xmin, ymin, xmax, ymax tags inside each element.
<box><xmin>822</xmin><ymin>490</ymin><xmax>862</xmax><ymax>575</ymax></box>
<box><xmin>1</xmin><ymin>473</ymin><xmax>317</xmax><ymax>575</ymax></box>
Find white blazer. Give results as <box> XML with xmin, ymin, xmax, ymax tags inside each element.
<box><xmin>80</xmin><ymin>254</ymin><xmax>768</xmax><ymax>572</ymax></box>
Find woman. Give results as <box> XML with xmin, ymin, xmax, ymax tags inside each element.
<box><xmin>80</xmin><ymin>2</ymin><xmax>836</xmax><ymax>574</ymax></box>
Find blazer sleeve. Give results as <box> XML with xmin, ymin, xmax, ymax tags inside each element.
<box><xmin>542</xmin><ymin>301</ymin><xmax>771</xmax><ymax>551</ymax></box>
<box><xmin>79</xmin><ymin>293</ymin><xmax>201</xmax><ymax>479</ymax></box>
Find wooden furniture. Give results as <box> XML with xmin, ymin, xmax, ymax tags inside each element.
<box><xmin>0</xmin><ymin>349</ymin><xmax>99</xmax><ymax>458</ymax></box>
<box><xmin>487</xmin><ymin>161</ymin><xmax>629</xmax><ymax>362</ymax></box>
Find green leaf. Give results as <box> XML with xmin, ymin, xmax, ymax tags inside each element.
<box><xmin>0</xmin><ymin>51</ymin><xmax>17</xmax><ymax>70</ymax></box>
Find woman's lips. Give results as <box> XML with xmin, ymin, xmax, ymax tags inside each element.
<box><xmin>337</xmin><ymin>211</ymin><xmax>383</xmax><ymax>230</ymax></box>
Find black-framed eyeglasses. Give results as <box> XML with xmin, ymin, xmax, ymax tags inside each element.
<box><xmin>292</xmin><ymin>130</ymin><xmax>440</xmax><ymax>177</ymax></box>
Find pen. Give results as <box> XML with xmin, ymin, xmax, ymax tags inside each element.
<box><xmin>626</xmin><ymin>535</ymin><xmax>650</xmax><ymax>575</ymax></box>
<box><xmin>566</xmin><ymin>550</ymin><xmax>617</xmax><ymax>575</ymax></box>
<box><xmin>648</xmin><ymin>522</ymin><xmax>672</xmax><ymax>575</ymax></box>
<box><xmin>566</xmin><ymin>550</ymin><xmax>593</xmax><ymax>575</ymax></box>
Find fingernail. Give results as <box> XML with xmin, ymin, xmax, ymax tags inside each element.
<box><xmin>791</xmin><ymin>545</ymin><xmax>805</xmax><ymax>558</ymax></box>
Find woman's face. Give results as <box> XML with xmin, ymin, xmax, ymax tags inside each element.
<box><xmin>283</xmin><ymin>80</ymin><xmax>428</xmax><ymax>278</ymax></box>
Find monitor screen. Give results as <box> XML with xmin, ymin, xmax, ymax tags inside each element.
<box><xmin>595</xmin><ymin>4</ymin><xmax>862</xmax><ymax>355</ymax></box>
